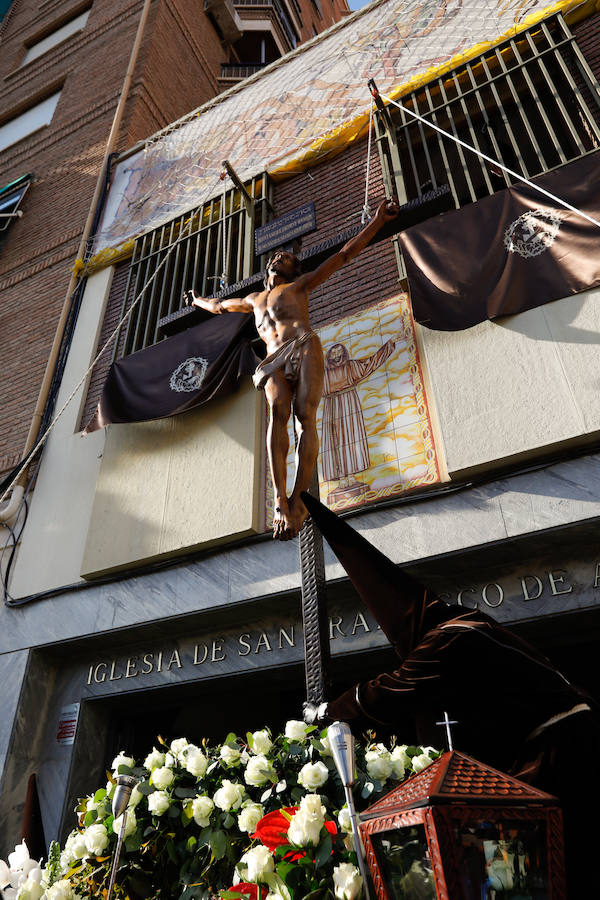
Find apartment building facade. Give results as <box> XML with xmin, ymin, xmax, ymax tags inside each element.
<box><xmin>1</xmin><ymin>0</ymin><xmax>600</xmax><ymax>853</ymax></box>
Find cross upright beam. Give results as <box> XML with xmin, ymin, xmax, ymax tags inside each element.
<box><xmin>298</xmin><ymin>469</ymin><xmax>330</xmax><ymax>705</ymax></box>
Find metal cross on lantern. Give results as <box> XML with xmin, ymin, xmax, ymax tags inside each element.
<box><xmin>436</xmin><ymin>711</ymin><xmax>458</xmax><ymax>751</ymax></box>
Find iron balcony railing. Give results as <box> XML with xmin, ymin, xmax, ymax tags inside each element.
<box><xmin>375</xmin><ymin>13</ymin><xmax>600</xmax><ymax>212</ymax></box>
<box><xmin>112</xmin><ymin>174</ymin><xmax>272</xmax><ymax>359</ymax></box>
<box><xmin>220</xmin><ymin>63</ymin><xmax>266</xmax><ymax>79</ymax></box>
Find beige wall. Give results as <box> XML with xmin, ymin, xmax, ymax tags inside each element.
<box><xmin>81</xmin><ymin>385</ymin><xmax>264</xmax><ymax>577</ymax></box>
<box><xmin>418</xmin><ymin>287</ymin><xmax>600</xmax><ymax>477</ymax></box>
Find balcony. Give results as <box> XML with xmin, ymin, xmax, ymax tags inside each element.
<box><xmin>234</xmin><ymin>0</ymin><xmax>299</xmax><ymax>53</ymax></box>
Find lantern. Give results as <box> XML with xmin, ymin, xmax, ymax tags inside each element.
<box><xmin>359</xmin><ymin>751</ymin><xmax>566</xmax><ymax>899</ymax></box>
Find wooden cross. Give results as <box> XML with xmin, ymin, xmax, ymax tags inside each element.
<box><xmin>298</xmin><ymin>467</ymin><xmax>330</xmax><ymax>704</ymax></box>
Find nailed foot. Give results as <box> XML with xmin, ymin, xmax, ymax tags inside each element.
<box><xmin>272</xmin><ymin>496</ymin><xmax>308</xmax><ymax>541</ymax></box>
<box><xmin>273</xmin><ymin>503</ymin><xmax>295</xmax><ymax>541</ymax></box>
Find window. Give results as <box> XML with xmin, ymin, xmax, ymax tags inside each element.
<box><xmin>20</xmin><ymin>8</ymin><xmax>90</xmax><ymax>67</ymax></box>
<box><xmin>0</xmin><ymin>174</ymin><xmax>32</xmax><ymax>234</ymax></box>
<box><xmin>0</xmin><ymin>91</ymin><xmax>61</xmax><ymax>152</ymax></box>
<box><xmin>111</xmin><ymin>174</ymin><xmax>272</xmax><ymax>359</ymax></box>
<box><xmin>375</xmin><ymin>14</ymin><xmax>600</xmax><ymax>212</ymax></box>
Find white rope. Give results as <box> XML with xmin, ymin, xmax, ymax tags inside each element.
<box><xmin>220</xmin><ymin>183</ymin><xmax>230</xmax><ymax>291</ymax></box>
<box><xmin>379</xmin><ymin>92</ymin><xmax>600</xmax><ymax>230</ymax></box>
<box><xmin>0</xmin><ymin>193</ymin><xmax>212</xmax><ymax>507</ymax></box>
<box><xmin>361</xmin><ymin>103</ymin><xmax>374</xmax><ymax>224</ymax></box>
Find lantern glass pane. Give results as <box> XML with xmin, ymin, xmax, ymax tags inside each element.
<box><xmin>455</xmin><ymin>820</ymin><xmax>548</xmax><ymax>898</ymax></box>
<box><xmin>371</xmin><ymin>825</ymin><xmax>435</xmax><ymax>899</ymax></box>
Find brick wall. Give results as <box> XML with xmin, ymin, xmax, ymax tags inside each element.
<box><xmin>274</xmin><ymin>136</ymin><xmax>401</xmax><ymax>328</ymax></box>
<box><xmin>0</xmin><ymin>0</ymin><xmax>235</xmax><ymax>475</ymax></box>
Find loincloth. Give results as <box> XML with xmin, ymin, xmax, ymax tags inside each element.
<box><xmin>252</xmin><ymin>331</ymin><xmax>316</xmax><ymax>390</ymax></box>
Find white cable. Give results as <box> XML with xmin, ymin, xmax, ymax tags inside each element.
<box><xmin>220</xmin><ymin>184</ymin><xmax>229</xmax><ymax>290</ymax></box>
<box><xmin>379</xmin><ymin>92</ymin><xmax>600</xmax><ymax>229</ymax></box>
<box><xmin>361</xmin><ymin>103</ymin><xmax>374</xmax><ymax>224</ymax></box>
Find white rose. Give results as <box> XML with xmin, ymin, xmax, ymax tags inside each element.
<box><xmin>238</xmin><ymin>803</ymin><xmax>264</xmax><ymax>833</ymax></box>
<box><xmin>337</xmin><ymin>807</ymin><xmax>352</xmax><ymax>833</ymax></box>
<box><xmin>185</xmin><ymin>746</ymin><xmax>209</xmax><ymax>777</ymax></box>
<box><xmin>213</xmin><ymin>779</ymin><xmax>244</xmax><ymax>811</ymax></box>
<box><xmin>164</xmin><ymin>752</ymin><xmax>176</xmax><ymax>767</ymax></box>
<box><xmin>333</xmin><ymin>863</ymin><xmax>362</xmax><ymax>900</ymax></box>
<box><xmin>250</xmin><ymin>730</ymin><xmax>273</xmax><ymax>755</ymax></box>
<box><xmin>298</xmin><ymin>761</ymin><xmax>328</xmax><ymax>792</ymax></box>
<box><xmin>240</xmin><ymin>846</ymin><xmax>274</xmax><ymax>882</ymax></box>
<box><xmin>84</xmin><ymin>824</ymin><xmax>108</xmax><ymax>856</ymax></box>
<box><xmin>148</xmin><ymin>791</ymin><xmax>170</xmax><ymax>816</ymax></box>
<box><xmin>46</xmin><ymin>881</ymin><xmax>74</xmax><ymax>900</ymax></box>
<box><xmin>143</xmin><ymin>747</ymin><xmax>166</xmax><ymax>770</ymax></box>
<box><xmin>391</xmin><ymin>746</ymin><xmax>409</xmax><ymax>780</ymax></box>
<box><xmin>288</xmin><ymin>795</ymin><xmax>325</xmax><ymax>847</ymax></box>
<box><xmin>285</xmin><ymin>720</ymin><xmax>309</xmax><ymax>742</ymax></box>
<box><xmin>191</xmin><ymin>796</ymin><xmax>214</xmax><ymax>827</ymax></box>
<box><xmin>220</xmin><ymin>745</ymin><xmax>242</xmax><ymax>766</ymax></box>
<box><xmin>111</xmin><ymin>751</ymin><xmax>135</xmax><ymax>771</ymax></box>
<box><xmin>365</xmin><ymin>748</ymin><xmax>393</xmax><ymax>783</ymax></box>
<box><xmin>412</xmin><ymin>753</ymin><xmax>434</xmax><ymax>774</ymax></box>
<box><xmin>112</xmin><ymin>808</ymin><xmax>136</xmax><ymax>838</ymax></box>
<box><xmin>151</xmin><ymin>766</ymin><xmax>174</xmax><ymax>790</ymax></box>
<box><xmin>244</xmin><ymin>755</ymin><xmax>276</xmax><ymax>787</ymax></box>
<box><xmin>65</xmin><ymin>830</ymin><xmax>87</xmax><ymax>862</ymax></box>
<box><xmin>170</xmin><ymin>738</ymin><xmax>189</xmax><ymax>759</ymax></box>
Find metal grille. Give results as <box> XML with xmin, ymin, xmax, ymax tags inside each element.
<box><xmin>375</xmin><ymin>14</ymin><xmax>600</xmax><ymax>212</ymax></box>
<box><xmin>112</xmin><ymin>174</ymin><xmax>271</xmax><ymax>359</ymax></box>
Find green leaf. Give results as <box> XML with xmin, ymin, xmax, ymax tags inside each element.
<box><xmin>83</xmin><ymin>809</ymin><xmax>97</xmax><ymax>827</ymax></box>
<box><xmin>167</xmin><ymin>839</ymin><xmax>178</xmax><ymax>864</ymax></box>
<box><xmin>222</xmin><ymin>813</ymin><xmax>235</xmax><ymax>829</ymax></box>
<box><xmin>187</xmin><ymin>836</ymin><xmax>198</xmax><ymax>852</ymax></box>
<box><xmin>314</xmin><ymin>834</ymin><xmax>332</xmax><ymax>869</ymax></box>
<box><xmin>210</xmin><ymin>829</ymin><xmax>228</xmax><ymax>860</ymax></box>
<box><xmin>175</xmin><ymin>787</ymin><xmax>198</xmax><ymax>799</ymax></box>
<box><xmin>168</xmin><ymin>804</ymin><xmax>180</xmax><ymax>818</ymax></box>
<box><xmin>117</xmin><ymin>764</ymin><xmax>133</xmax><ymax>776</ymax></box>
<box><xmin>136</xmin><ymin>780</ymin><xmax>154</xmax><ymax>795</ymax></box>
<box><xmin>224</xmin><ymin>732</ymin><xmax>237</xmax><ymax>746</ymax></box>
<box><xmin>125</xmin><ymin>829</ymin><xmax>143</xmax><ymax>852</ymax></box>
<box><xmin>246</xmin><ymin>732</ymin><xmax>254</xmax><ymax>748</ymax></box>
<box><xmin>93</xmin><ymin>788</ymin><xmax>107</xmax><ymax>803</ymax></box>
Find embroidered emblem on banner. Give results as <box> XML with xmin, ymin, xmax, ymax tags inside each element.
<box><xmin>503</xmin><ymin>209</ymin><xmax>564</xmax><ymax>258</ymax></box>
<box><xmin>169</xmin><ymin>357</ymin><xmax>209</xmax><ymax>392</ymax></box>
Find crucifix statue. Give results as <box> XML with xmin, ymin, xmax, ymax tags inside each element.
<box><xmin>184</xmin><ymin>198</ymin><xmax>398</xmax><ymax>540</ymax></box>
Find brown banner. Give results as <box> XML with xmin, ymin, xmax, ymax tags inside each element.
<box><xmin>398</xmin><ymin>152</ymin><xmax>600</xmax><ymax>330</ymax></box>
<box><xmin>84</xmin><ymin>313</ymin><xmax>257</xmax><ymax>433</ymax></box>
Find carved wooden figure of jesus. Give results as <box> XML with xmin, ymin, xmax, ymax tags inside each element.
<box><xmin>184</xmin><ymin>199</ymin><xmax>399</xmax><ymax>540</ymax></box>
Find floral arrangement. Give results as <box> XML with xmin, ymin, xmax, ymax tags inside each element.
<box><xmin>0</xmin><ymin>722</ymin><xmax>439</xmax><ymax>900</ymax></box>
